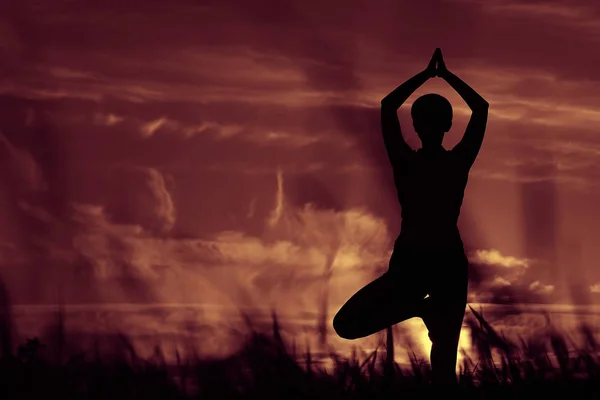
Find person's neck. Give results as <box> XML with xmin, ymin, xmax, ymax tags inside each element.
<box><xmin>421</xmin><ymin>144</ymin><xmax>444</xmax><ymax>152</ymax></box>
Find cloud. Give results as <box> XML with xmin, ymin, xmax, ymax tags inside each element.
<box><xmin>267</xmin><ymin>167</ymin><xmax>284</xmax><ymax>227</ymax></box>
<box><xmin>41</xmin><ymin>66</ymin><xmax>99</xmax><ymax>80</ymax></box>
<box><xmin>0</xmin><ymin>131</ymin><xmax>45</xmax><ymax>192</ymax></box>
<box><xmin>491</xmin><ymin>276</ymin><xmax>512</xmax><ymax>288</ymax></box>
<box><xmin>529</xmin><ymin>280</ymin><xmax>555</xmax><ymax>295</ymax></box>
<box><xmin>140</xmin><ymin>117</ymin><xmax>170</xmax><ymax>138</ymax></box>
<box><xmin>478</xmin><ymin>0</ymin><xmax>600</xmax><ymax>35</ymax></box>
<box><xmin>93</xmin><ymin>113</ymin><xmax>124</xmax><ymax>127</ymax></box>
<box><xmin>145</xmin><ymin>168</ymin><xmax>176</xmax><ymax>233</ymax></box>
<box><xmin>1</xmin><ymin>0</ymin><xmax>600</xmax><ymax>309</ymax></box>
<box><xmin>0</xmin><ymin>161</ymin><xmax>392</xmax><ymax>316</ymax></box>
<box><xmin>469</xmin><ymin>249</ymin><xmax>530</xmax><ymax>268</ymax></box>
<box><xmin>467</xmin><ymin>248</ymin><xmax>554</xmax><ymax>303</ymax></box>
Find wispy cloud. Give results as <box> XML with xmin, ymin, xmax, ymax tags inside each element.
<box><xmin>93</xmin><ymin>113</ymin><xmax>124</xmax><ymax>127</ymax></box>
<box><xmin>529</xmin><ymin>280</ymin><xmax>555</xmax><ymax>294</ymax></box>
<box><xmin>479</xmin><ymin>0</ymin><xmax>600</xmax><ymax>37</ymax></box>
<box><xmin>145</xmin><ymin>168</ymin><xmax>176</xmax><ymax>233</ymax></box>
<box><xmin>469</xmin><ymin>249</ymin><xmax>530</xmax><ymax>268</ymax></box>
<box><xmin>140</xmin><ymin>117</ymin><xmax>169</xmax><ymax>138</ymax></box>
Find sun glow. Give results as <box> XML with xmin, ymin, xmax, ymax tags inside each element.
<box><xmin>413</xmin><ymin>319</ymin><xmax>473</xmax><ymax>372</ymax></box>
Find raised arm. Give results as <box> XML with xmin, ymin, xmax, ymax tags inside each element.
<box><xmin>438</xmin><ymin>52</ymin><xmax>489</xmax><ymax>167</ymax></box>
<box><xmin>381</xmin><ymin>50</ymin><xmax>438</xmax><ymax>168</ymax></box>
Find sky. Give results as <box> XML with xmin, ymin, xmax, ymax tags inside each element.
<box><xmin>0</xmin><ymin>0</ymin><xmax>599</xmax><ymax>312</ymax></box>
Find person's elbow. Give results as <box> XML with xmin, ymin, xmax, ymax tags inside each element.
<box><xmin>471</xmin><ymin>101</ymin><xmax>489</xmax><ymax>115</ymax></box>
<box><xmin>381</xmin><ymin>96</ymin><xmax>397</xmax><ymax>109</ymax></box>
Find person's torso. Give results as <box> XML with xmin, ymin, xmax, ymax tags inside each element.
<box><xmin>393</xmin><ymin>147</ymin><xmax>470</xmax><ymax>249</ymax></box>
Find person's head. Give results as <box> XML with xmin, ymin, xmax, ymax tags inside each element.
<box><xmin>411</xmin><ymin>93</ymin><xmax>453</xmax><ymax>148</ymax></box>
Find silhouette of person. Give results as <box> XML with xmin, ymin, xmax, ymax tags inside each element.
<box><xmin>333</xmin><ymin>48</ymin><xmax>489</xmax><ymax>385</ymax></box>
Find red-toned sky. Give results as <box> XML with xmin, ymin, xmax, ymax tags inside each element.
<box><xmin>0</xmin><ymin>0</ymin><xmax>599</xmax><ymax>309</ymax></box>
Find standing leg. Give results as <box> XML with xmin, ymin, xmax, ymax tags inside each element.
<box><xmin>422</xmin><ymin>253</ymin><xmax>468</xmax><ymax>385</ymax></box>
<box><xmin>425</xmin><ymin>299</ymin><xmax>466</xmax><ymax>385</ymax></box>
<box><xmin>333</xmin><ymin>272</ymin><xmax>426</xmax><ymax>340</ymax></box>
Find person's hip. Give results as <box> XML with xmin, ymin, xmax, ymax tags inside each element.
<box><xmin>387</xmin><ymin>244</ymin><xmax>468</xmax><ymax>289</ymax></box>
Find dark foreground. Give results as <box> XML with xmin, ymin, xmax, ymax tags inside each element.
<box><xmin>2</xmin><ymin>306</ymin><xmax>600</xmax><ymax>399</ymax></box>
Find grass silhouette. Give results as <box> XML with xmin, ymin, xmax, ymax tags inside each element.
<box><xmin>1</xmin><ymin>304</ymin><xmax>600</xmax><ymax>399</ymax></box>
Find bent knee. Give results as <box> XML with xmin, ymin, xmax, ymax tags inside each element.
<box><xmin>333</xmin><ymin>311</ymin><xmax>361</xmax><ymax>340</ymax></box>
